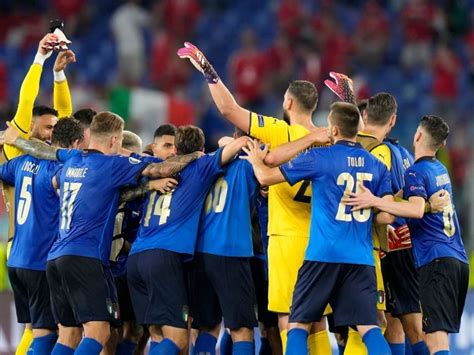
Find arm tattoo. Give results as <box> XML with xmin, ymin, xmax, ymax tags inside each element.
<box><xmin>144</xmin><ymin>151</ymin><xmax>201</xmax><ymax>178</ymax></box>
<box><xmin>14</xmin><ymin>137</ymin><xmax>58</xmax><ymax>160</ymax></box>
<box><xmin>120</xmin><ymin>183</ymin><xmax>148</xmax><ymax>203</ymax></box>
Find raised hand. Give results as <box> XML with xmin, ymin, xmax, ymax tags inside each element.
<box><xmin>38</xmin><ymin>33</ymin><xmax>59</xmax><ymax>57</ymax></box>
<box><xmin>54</xmin><ymin>50</ymin><xmax>76</xmax><ymax>72</ymax></box>
<box><xmin>177</xmin><ymin>42</ymin><xmax>219</xmax><ymax>84</ymax></box>
<box><xmin>324</xmin><ymin>72</ymin><xmax>356</xmax><ymax>104</ymax></box>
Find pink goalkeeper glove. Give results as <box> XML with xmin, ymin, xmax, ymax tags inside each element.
<box><xmin>177</xmin><ymin>42</ymin><xmax>219</xmax><ymax>84</ymax></box>
<box><xmin>324</xmin><ymin>72</ymin><xmax>356</xmax><ymax>104</ymax></box>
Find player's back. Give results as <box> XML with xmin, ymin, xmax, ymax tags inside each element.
<box><xmin>249</xmin><ymin>113</ymin><xmax>314</xmax><ymax>237</ymax></box>
<box><xmin>197</xmin><ymin>157</ymin><xmax>258</xmax><ymax>257</ymax></box>
<box><xmin>131</xmin><ymin>149</ymin><xmax>224</xmax><ymax>256</ymax></box>
<box><xmin>403</xmin><ymin>158</ymin><xmax>468</xmax><ymax>267</ymax></box>
<box><xmin>384</xmin><ymin>139</ymin><xmax>413</xmax><ymax>227</ymax></box>
<box><xmin>292</xmin><ymin>141</ymin><xmax>391</xmax><ymax>266</ymax></box>
<box><xmin>1</xmin><ymin>154</ymin><xmax>60</xmax><ymax>270</ymax></box>
<box><xmin>48</xmin><ymin>150</ymin><xmax>148</xmax><ymax>263</ymax></box>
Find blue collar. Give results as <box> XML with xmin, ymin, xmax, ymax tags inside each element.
<box><xmin>335</xmin><ymin>140</ymin><xmax>362</xmax><ymax>148</ymax></box>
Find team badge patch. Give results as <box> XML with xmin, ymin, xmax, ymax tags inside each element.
<box><xmin>257</xmin><ymin>114</ymin><xmax>265</xmax><ymax>127</ymax></box>
<box><xmin>129</xmin><ymin>157</ymin><xmax>141</xmax><ymax>165</ymax></box>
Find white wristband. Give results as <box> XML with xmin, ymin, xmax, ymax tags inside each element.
<box><xmin>33</xmin><ymin>52</ymin><xmax>49</xmax><ymax>66</ymax></box>
<box><xmin>54</xmin><ymin>70</ymin><xmax>66</xmax><ymax>82</ymax></box>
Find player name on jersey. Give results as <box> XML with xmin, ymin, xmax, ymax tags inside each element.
<box><xmin>65</xmin><ymin>167</ymin><xmax>88</xmax><ymax>178</ymax></box>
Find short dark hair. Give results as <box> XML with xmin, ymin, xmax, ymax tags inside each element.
<box><xmin>366</xmin><ymin>93</ymin><xmax>397</xmax><ymax>126</ymax></box>
<box><xmin>154</xmin><ymin>124</ymin><xmax>177</xmax><ymax>139</ymax></box>
<box><xmin>329</xmin><ymin>102</ymin><xmax>360</xmax><ymax>138</ymax></box>
<box><xmin>73</xmin><ymin>108</ymin><xmax>97</xmax><ymax>128</ymax></box>
<box><xmin>287</xmin><ymin>80</ymin><xmax>318</xmax><ymax>112</ymax></box>
<box><xmin>357</xmin><ymin>99</ymin><xmax>368</xmax><ymax>115</ymax></box>
<box><xmin>52</xmin><ymin>117</ymin><xmax>84</xmax><ymax>148</ymax></box>
<box><xmin>175</xmin><ymin>125</ymin><xmax>205</xmax><ymax>155</ymax></box>
<box><xmin>33</xmin><ymin>105</ymin><xmax>58</xmax><ymax>118</ymax></box>
<box><xmin>419</xmin><ymin>115</ymin><xmax>449</xmax><ymax>150</ymax></box>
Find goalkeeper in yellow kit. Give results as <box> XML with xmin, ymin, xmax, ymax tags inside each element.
<box><xmin>1</xmin><ymin>33</ymin><xmax>74</xmax><ymax>355</ymax></box>
<box><xmin>178</xmin><ymin>43</ymin><xmax>357</xmax><ymax>354</ymax></box>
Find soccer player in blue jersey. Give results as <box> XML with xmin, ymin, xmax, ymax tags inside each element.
<box><xmin>357</xmin><ymin>94</ymin><xmax>429</xmax><ymax>355</ymax></box>
<box><xmin>189</xmin><ymin>129</ymin><xmax>259</xmax><ymax>355</ymax></box>
<box><xmin>345</xmin><ymin>115</ymin><xmax>470</xmax><ymax>355</ymax></box>
<box><xmin>127</xmin><ymin>125</ymin><xmax>251</xmax><ymax>355</ymax></box>
<box><xmin>0</xmin><ymin>118</ymin><xmax>83</xmax><ymax>355</ymax></box>
<box><xmin>242</xmin><ymin>102</ymin><xmax>394</xmax><ymax>355</ymax></box>
<box><xmin>3</xmin><ymin>112</ymin><xmax>202</xmax><ymax>355</ymax></box>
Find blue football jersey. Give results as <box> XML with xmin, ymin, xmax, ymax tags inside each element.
<box><xmin>110</xmin><ymin>196</ymin><xmax>145</xmax><ymax>277</ymax></box>
<box><xmin>131</xmin><ymin>149</ymin><xmax>224</xmax><ymax>256</ymax></box>
<box><xmin>384</xmin><ymin>140</ymin><xmax>414</xmax><ymax>228</ymax></box>
<box><xmin>403</xmin><ymin>157</ymin><xmax>468</xmax><ymax>267</ymax></box>
<box><xmin>48</xmin><ymin>149</ymin><xmax>148</xmax><ymax>263</ymax></box>
<box><xmin>280</xmin><ymin>140</ymin><xmax>392</xmax><ymax>266</ymax></box>
<box><xmin>0</xmin><ymin>155</ymin><xmax>61</xmax><ymax>270</ymax></box>
<box><xmin>197</xmin><ymin>157</ymin><xmax>258</xmax><ymax>257</ymax></box>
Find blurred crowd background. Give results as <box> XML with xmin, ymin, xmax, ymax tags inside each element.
<box><xmin>0</xmin><ymin>0</ymin><xmax>472</xmax><ymax>289</ymax></box>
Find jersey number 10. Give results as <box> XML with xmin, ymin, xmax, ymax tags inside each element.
<box><xmin>336</xmin><ymin>172</ymin><xmax>373</xmax><ymax>222</ymax></box>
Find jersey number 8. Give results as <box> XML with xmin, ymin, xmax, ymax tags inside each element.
<box><xmin>336</xmin><ymin>172</ymin><xmax>373</xmax><ymax>222</ymax></box>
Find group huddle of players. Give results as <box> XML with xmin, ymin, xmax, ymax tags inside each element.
<box><xmin>0</xmin><ymin>33</ymin><xmax>470</xmax><ymax>355</ymax></box>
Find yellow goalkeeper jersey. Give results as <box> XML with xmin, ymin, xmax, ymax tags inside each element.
<box><xmin>1</xmin><ymin>63</ymin><xmax>72</xmax><ymax>245</ymax></box>
<box><xmin>249</xmin><ymin>112</ymin><xmax>312</xmax><ymax>238</ymax></box>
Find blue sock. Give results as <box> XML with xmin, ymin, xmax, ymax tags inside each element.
<box><xmin>220</xmin><ymin>330</ymin><xmax>233</xmax><ymax>355</ymax></box>
<box><xmin>259</xmin><ymin>337</ymin><xmax>271</xmax><ymax>355</ymax></box>
<box><xmin>150</xmin><ymin>338</ymin><xmax>180</xmax><ymax>355</ymax></box>
<box><xmin>193</xmin><ymin>332</ymin><xmax>217</xmax><ymax>355</ymax></box>
<box><xmin>338</xmin><ymin>344</ymin><xmax>345</xmax><ymax>355</ymax></box>
<box><xmin>51</xmin><ymin>343</ymin><xmax>75</xmax><ymax>355</ymax></box>
<box><xmin>33</xmin><ymin>333</ymin><xmax>58</xmax><ymax>355</ymax></box>
<box><xmin>232</xmin><ymin>341</ymin><xmax>253</xmax><ymax>355</ymax></box>
<box><xmin>411</xmin><ymin>341</ymin><xmax>429</xmax><ymax>355</ymax></box>
<box><xmin>405</xmin><ymin>338</ymin><xmax>413</xmax><ymax>355</ymax></box>
<box><xmin>116</xmin><ymin>340</ymin><xmax>137</xmax><ymax>355</ymax></box>
<box><xmin>362</xmin><ymin>328</ymin><xmax>391</xmax><ymax>355</ymax></box>
<box><xmin>389</xmin><ymin>342</ymin><xmax>405</xmax><ymax>355</ymax></box>
<box><xmin>74</xmin><ymin>337</ymin><xmax>102</xmax><ymax>355</ymax></box>
<box><xmin>150</xmin><ymin>341</ymin><xmax>160</xmax><ymax>353</ymax></box>
<box><xmin>286</xmin><ymin>328</ymin><xmax>308</xmax><ymax>355</ymax></box>
<box><xmin>433</xmin><ymin>351</ymin><xmax>450</xmax><ymax>355</ymax></box>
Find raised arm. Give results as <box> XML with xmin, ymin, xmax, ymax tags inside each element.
<box><xmin>53</xmin><ymin>50</ymin><xmax>76</xmax><ymax>118</ymax></box>
<box><xmin>264</xmin><ymin>127</ymin><xmax>329</xmax><ymax>167</ymax></box>
<box><xmin>3</xmin><ymin>34</ymin><xmax>56</xmax><ymax>160</ymax></box>
<box><xmin>4</xmin><ymin>121</ymin><xmax>58</xmax><ymax>160</ymax></box>
<box><xmin>177</xmin><ymin>42</ymin><xmax>250</xmax><ymax>133</ymax></box>
<box><xmin>143</xmin><ymin>151</ymin><xmax>203</xmax><ymax>178</ymax></box>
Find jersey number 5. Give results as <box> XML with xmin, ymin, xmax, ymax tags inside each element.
<box><xmin>336</xmin><ymin>172</ymin><xmax>373</xmax><ymax>222</ymax></box>
<box><xmin>17</xmin><ymin>176</ymin><xmax>32</xmax><ymax>225</ymax></box>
